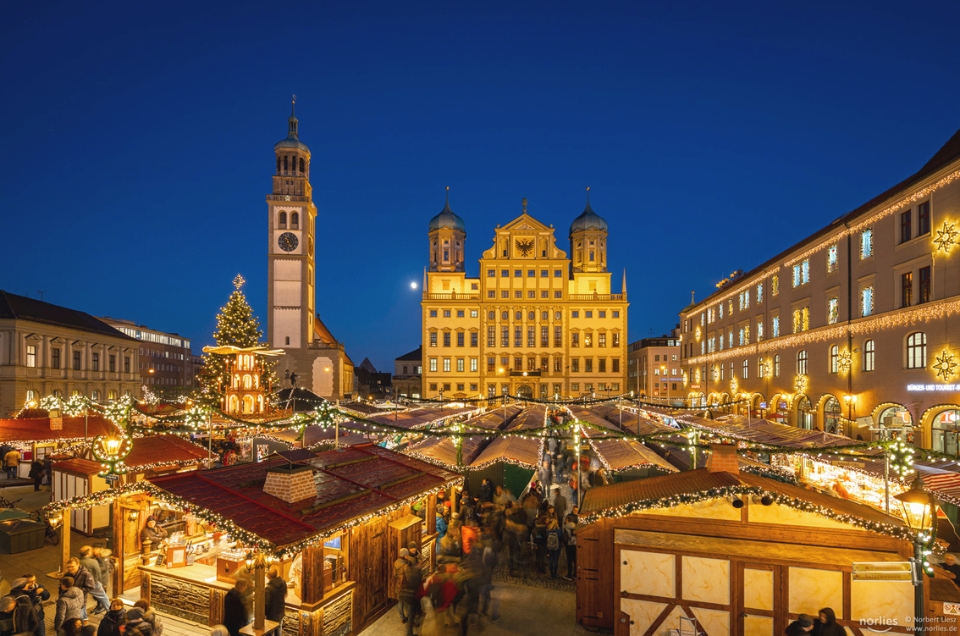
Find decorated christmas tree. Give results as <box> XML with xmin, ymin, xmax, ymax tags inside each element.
<box><xmin>199</xmin><ymin>275</ymin><xmax>276</xmax><ymax>404</ymax></box>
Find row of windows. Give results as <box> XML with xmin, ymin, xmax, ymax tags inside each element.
<box><xmin>695</xmin><ymin>207</ymin><xmax>932</xmax><ymax>329</ymax></box>
<box><xmin>25</xmin><ymin>388</ymin><xmax>131</xmax><ymax>403</ymax></box>
<box><xmin>427</xmin><ymin>356</ymin><xmax>623</xmax><ymax>374</ymax></box>
<box><xmin>701</xmin><ymin>332</ymin><xmax>928</xmax><ymax>382</ymax></box>
<box><xmin>426</xmin><ymin>382</ymin><xmax>622</xmax><ymax>396</ymax></box>
<box><xmin>139</xmin><ymin>348</ymin><xmax>186</xmax><ymax>360</ymax></box>
<box><xmin>487</xmin><ymin>269</ymin><xmax>565</xmax><ymax>278</ymax></box>
<box><xmin>277</xmin><ymin>211</ymin><xmax>300</xmax><ymax>229</ymax></box>
<box><xmin>26</xmin><ymin>346</ymin><xmax>131</xmax><ymax>373</ymax></box>
<box><xmin>276</xmin><ymin>155</ymin><xmax>306</xmax><ymax>174</ymax></box>
<box><xmin>429</xmin><ymin>309</ymin><xmax>621</xmax><ymax>320</ymax></box>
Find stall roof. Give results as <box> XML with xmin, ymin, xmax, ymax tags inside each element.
<box><xmin>125</xmin><ymin>435</ymin><xmax>208</xmax><ymax>468</ymax></box>
<box><xmin>468</xmin><ymin>407</ymin><xmax>545</xmax><ymax>470</ymax></box>
<box><xmin>677</xmin><ymin>414</ymin><xmax>876</xmax><ymax>451</ymax></box>
<box><xmin>405</xmin><ymin>407</ymin><xmax>523</xmax><ymax>468</ymax></box>
<box><xmin>269</xmin><ymin>426</ymin><xmax>368</xmax><ymax>447</ymax></box>
<box><xmin>567</xmin><ymin>407</ymin><xmax>677</xmax><ymax>474</ymax></box>
<box><xmin>0</xmin><ymin>415</ymin><xmax>122</xmax><ymax>444</ymax></box>
<box><xmin>581</xmin><ymin>467</ymin><xmax>905</xmax><ymax>532</ymax></box>
<box><xmin>585</xmin><ymin>405</ymin><xmax>677</xmax><ymax>436</ymax></box>
<box><xmin>53</xmin><ymin>457</ymin><xmax>103</xmax><ymax>476</ymax></box>
<box><xmin>149</xmin><ymin>443</ymin><xmax>460</xmax><ymax>549</ymax></box>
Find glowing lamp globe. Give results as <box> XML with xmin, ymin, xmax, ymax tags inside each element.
<box><xmin>893</xmin><ymin>475</ymin><xmax>935</xmax><ymax>533</ymax></box>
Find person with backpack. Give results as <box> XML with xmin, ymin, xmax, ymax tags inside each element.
<box><xmin>11</xmin><ymin>575</ymin><xmax>49</xmax><ymax>636</ymax></box>
<box><xmin>562</xmin><ymin>517</ymin><xmax>577</xmax><ymax>580</ymax></box>
<box><xmin>392</xmin><ymin>549</ymin><xmax>411</xmax><ymax>624</ymax></box>
<box><xmin>546</xmin><ymin>519</ymin><xmax>563</xmax><ymax>578</ymax></box>
<box><xmin>533</xmin><ymin>511</ymin><xmax>549</xmax><ymax>575</ymax></box>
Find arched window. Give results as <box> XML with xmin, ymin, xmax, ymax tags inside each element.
<box><xmin>243</xmin><ymin>375</ymin><xmax>252</xmax><ymax>389</ymax></box>
<box><xmin>797</xmin><ymin>396</ymin><xmax>813</xmax><ymax>430</ymax></box>
<box><xmin>276</xmin><ymin>157</ymin><xmax>281</xmax><ymax>174</ymax></box>
<box><xmin>501</xmin><ymin>311</ymin><xmax>508</xmax><ymax>320</ymax></box>
<box><xmin>91</xmin><ymin>390</ymin><xmax>100</xmax><ymax>402</ymax></box>
<box><xmin>299</xmin><ymin>158</ymin><xmax>305</xmax><ymax>173</ymax></box>
<box><xmin>108</xmin><ymin>390</ymin><xmax>117</xmax><ymax>401</ymax></box>
<box><xmin>25</xmin><ymin>390</ymin><xmax>36</xmax><ymax>404</ymax></box>
<box><xmin>742</xmin><ymin>359</ymin><xmax>749</xmax><ymax>379</ymax></box>
<box><xmin>528</xmin><ymin>312</ymin><xmax>535</xmax><ymax>320</ymax></box>
<box><xmin>823</xmin><ymin>396</ymin><xmax>842</xmax><ymax>435</ymax></box>
<box><xmin>907</xmin><ymin>332</ymin><xmax>927</xmax><ymax>369</ymax></box>
<box><xmin>283</xmin><ymin>156</ymin><xmax>288</xmax><ymax>172</ymax></box>
<box><xmin>291</xmin><ymin>212</ymin><xmax>299</xmax><ymax>229</ymax></box>
<box><xmin>52</xmin><ymin>389</ymin><xmax>62</xmax><ymax>398</ymax></box>
<box><xmin>863</xmin><ymin>339</ymin><xmax>875</xmax><ymax>372</ymax></box>
<box><xmin>278</xmin><ymin>211</ymin><xmax>287</xmax><ymax>228</ymax></box>
<box><xmin>758</xmin><ymin>357</ymin><xmax>765</xmax><ymax>377</ymax></box>
<box><xmin>773</xmin><ymin>354</ymin><xmax>780</xmax><ymax>377</ymax></box>
<box><xmin>796</xmin><ymin>350</ymin><xmax>808</xmax><ymax>375</ymax></box>
<box><xmin>829</xmin><ymin>345</ymin><xmax>839</xmax><ymax>374</ymax></box>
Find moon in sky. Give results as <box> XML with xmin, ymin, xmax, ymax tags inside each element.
<box><xmin>410</xmin><ymin>282</ymin><xmax>418</xmax><ymax>289</ymax></box>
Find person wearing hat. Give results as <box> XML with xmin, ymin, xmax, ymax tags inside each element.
<box><xmin>139</xmin><ymin>516</ymin><xmax>167</xmax><ymax>547</ymax></box>
<box><xmin>393</xmin><ymin>548</ymin><xmax>412</xmax><ymax>623</ymax></box>
<box><xmin>785</xmin><ymin>613</ymin><xmax>815</xmax><ymax>635</ymax></box>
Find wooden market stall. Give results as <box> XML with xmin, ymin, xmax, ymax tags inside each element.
<box><xmin>57</xmin><ymin>443</ymin><xmax>461</xmax><ymax>636</ymax></box>
<box><xmin>568</xmin><ymin>406</ymin><xmax>677</xmax><ymax>479</ymax></box>
<box><xmin>405</xmin><ymin>406</ymin><xmax>522</xmax><ymax>470</ymax></box>
<box><xmin>467</xmin><ymin>406</ymin><xmax>546</xmax><ymax>499</ymax></box>
<box><xmin>576</xmin><ymin>444</ymin><xmax>921</xmax><ymax>635</ymax></box>
<box><xmin>0</xmin><ymin>414</ymin><xmax>122</xmax><ymax>477</ymax></box>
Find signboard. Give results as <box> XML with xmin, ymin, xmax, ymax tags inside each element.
<box><xmin>907</xmin><ymin>383</ymin><xmax>960</xmax><ymax>392</ymax></box>
<box><xmin>851</xmin><ymin>562</ymin><xmax>912</xmax><ymax>582</ymax></box>
<box><xmin>103</xmin><ymin>474</ymin><xmax>120</xmax><ymax>483</ymax></box>
<box><xmin>49</xmin><ymin>417</ymin><xmax>63</xmax><ymax>431</ymax></box>
<box><xmin>944</xmin><ymin>602</ymin><xmax>960</xmax><ymax>616</ymax></box>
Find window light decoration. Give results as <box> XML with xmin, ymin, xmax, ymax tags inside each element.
<box><xmin>837</xmin><ymin>349</ymin><xmax>852</xmax><ymax>375</ymax></box>
<box><xmin>794</xmin><ymin>374</ymin><xmax>807</xmax><ymax>394</ymax></box>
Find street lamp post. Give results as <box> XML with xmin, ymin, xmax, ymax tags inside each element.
<box><xmin>502</xmin><ymin>386</ymin><xmax>508</xmax><ymax>424</ymax></box>
<box><xmin>439</xmin><ymin>387</ymin><xmax>444</xmax><ymax>411</ymax></box>
<box><xmin>844</xmin><ymin>394</ymin><xmax>858</xmax><ymax>437</ymax></box>
<box><xmin>894</xmin><ymin>476</ymin><xmax>935</xmax><ymax>634</ymax></box>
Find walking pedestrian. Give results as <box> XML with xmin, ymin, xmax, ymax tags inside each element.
<box><xmin>222</xmin><ymin>579</ymin><xmax>249</xmax><ymax>636</ymax></box>
<box><xmin>79</xmin><ymin>547</ymin><xmax>111</xmax><ymax>614</ymax></box>
<box><xmin>53</xmin><ymin>577</ymin><xmax>83</xmax><ymax>633</ymax></box>
<box><xmin>563</xmin><ymin>517</ymin><xmax>578</xmax><ymax>580</ymax></box>
<box><xmin>264</xmin><ymin>566</ymin><xmax>286</xmax><ymax>635</ymax></box>
<box><xmin>393</xmin><ymin>549</ymin><xmax>411</xmax><ymax>624</ymax></box>
<box><xmin>546</xmin><ymin>519</ymin><xmax>563</xmax><ymax>578</ymax></box>
<box><xmin>28</xmin><ymin>460</ymin><xmax>44</xmax><ymax>492</ymax></box>
<box><xmin>3</xmin><ymin>447</ymin><xmax>20</xmax><ymax>480</ymax></box>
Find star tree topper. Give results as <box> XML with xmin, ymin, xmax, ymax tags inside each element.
<box><xmin>233</xmin><ymin>274</ymin><xmax>246</xmax><ymax>290</ymax></box>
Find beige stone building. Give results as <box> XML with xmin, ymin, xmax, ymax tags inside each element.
<box><xmin>422</xmin><ymin>194</ymin><xmax>628</xmax><ymax>400</ymax></box>
<box><xmin>679</xmin><ymin>129</ymin><xmax>960</xmax><ymax>452</ymax></box>
<box><xmin>265</xmin><ymin>102</ymin><xmax>354</xmax><ymax>399</ymax></box>
<box><xmin>100</xmin><ymin>317</ymin><xmax>198</xmax><ymax>396</ymax></box>
<box><xmin>627</xmin><ymin>334</ymin><xmax>681</xmax><ymax>403</ymax></box>
<box><xmin>392</xmin><ymin>346</ymin><xmax>422</xmax><ymax>399</ymax></box>
<box><xmin>0</xmin><ymin>291</ymin><xmax>141</xmax><ymax>415</ymax></box>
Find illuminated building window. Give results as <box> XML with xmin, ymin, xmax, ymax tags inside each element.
<box><xmin>792</xmin><ymin>260</ymin><xmax>810</xmax><ymax>287</ymax></box>
<box><xmin>527</xmin><ymin>327</ymin><xmax>535</xmax><ymax>347</ymax></box>
<box><xmin>901</xmin><ymin>272</ymin><xmax>913</xmax><ymax>308</ymax></box>
<box><xmin>771</xmin><ymin>275</ymin><xmax>779</xmax><ymax>297</ymax></box>
<box><xmin>757</xmin><ymin>357</ymin><xmax>764</xmax><ymax>377</ymax></box>
<box><xmin>919</xmin><ymin>266</ymin><xmax>931</xmax><ymax>304</ymax></box>
<box><xmin>501</xmin><ymin>327</ymin><xmax>508</xmax><ymax>347</ymax></box>
<box><xmin>514</xmin><ymin>327</ymin><xmax>522</xmax><ymax>347</ymax></box>
<box><xmin>829</xmin><ymin>345</ymin><xmax>839</xmax><ymax>374</ymax></box>
<box><xmin>541</xmin><ymin>327</ymin><xmax>549</xmax><ymax>347</ymax></box>
<box><xmin>456</xmin><ymin>359</ymin><xmax>464</xmax><ymax>372</ymax></box>
<box><xmin>796</xmin><ymin>350</ymin><xmax>808</xmax><ymax>375</ymax></box>
<box><xmin>906</xmin><ymin>332</ymin><xmax>926</xmax><ymax>369</ymax></box>
<box><xmin>719</xmin><ymin>303</ymin><xmax>724</xmax><ymax>319</ymax></box>
<box><xmin>791</xmin><ymin>307</ymin><xmax>809</xmax><ymax>333</ymax></box>
<box><xmin>572</xmin><ymin>333</ymin><xmax>579</xmax><ymax>348</ymax></box>
<box><xmin>860</xmin><ymin>228</ymin><xmax>873</xmax><ymax>259</ymax></box>
<box><xmin>742</xmin><ymin>359</ymin><xmax>748</xmax><ymax>379</ymax></box>
<box><xmin>554</xmin><ymin>327</ymin><xmax>562</xmax><ymax>347</ymax></box>
<box><xmin>863</xmin><ymin>339</ymin><xmax>875</xmax><ymax>372</ymax></box>
<box><xmin>443</xmin><ymin>359</ymin><xmax>451</xmax><ymax>372</ymax></box>
<box><xmin>756</xmin><ymin>320</ymin><xmax>763</xmax><ymax>341</ymax></box>
<box><xmin>827</xmin><ymin>297</ymin><xmax>839</xmax><ymax>324</ymax></box>
<box><xmin>860</xmin><ymin>286</ymin><xmax>874</xmax><ymax>317</ymax></box>
<box><xmin>826</xmin><ymin>244</ymin><xmax>838</xmax><ymax>273</ymax></box>
<box><xmin>773</xmin><ymin>354</ymin><xmax>780</xmax><ymax>377</ymax></box>
<box><xmin>429</xmin><ymin>359</ymin><xmax>437</xmax><ymax>372</ymax></box>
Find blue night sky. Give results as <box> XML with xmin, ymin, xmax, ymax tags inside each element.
<box><xmin>3</xmin><ymin>1</ymin><xmax>959</xmax><ymax>372</ymax></box>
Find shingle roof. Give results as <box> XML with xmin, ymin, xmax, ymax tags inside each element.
<box><xmin>52</xmin><ymin>458</ymin><xmax>102</xmax><ymax>476</ymax></box>
<box><xmin>405</xmin><ymin>407</ymin><xmax>522</xmax><ymax>468</ymax></box>
<box><xmin>0</xmin><ymin>415</ymin><xmax>122</xmax><ymax>444</ymax></box>
<box><xmin>148</xmin><ymin>443</ymin><xmax>460</xmax><ymax>549</ymax></box>
<box><xmin>395</xmin><ymin>346</ymin><xmax>422</xmax><ymax>362</ymax></box>
<box><xmin>124</xmin><ymin>435</ymin><xmax>208</xmax><ymax>468</ymax></box>
<box><xmin>0</xmin><ymin>290</ymin><xmax>132</xmax><ymax>340</ymax></box>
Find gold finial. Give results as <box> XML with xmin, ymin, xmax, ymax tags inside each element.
<box><xmin>233</xmin><ymin>274</ymin><xmax>246</xmax><ymax>290</ymax></box>
<box><xmin>586</xmin><ymin>186</ymin><xmax>590</xmax><ymax>191</ymax></box>
<box><xmin>522</xmin><ymin>197</ymin><xmax>528</xmax><ymax>214</ymax></box>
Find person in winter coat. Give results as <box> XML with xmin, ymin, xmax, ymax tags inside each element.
<box><xmin>3</xmin><ymin>448</ymin><xmax>20</xmax><ymax>480</ymax></box>
<box><xmin>426</xmin><ymin>564</ymin><xmax>461</xmax><ymax>628</ymax></box>
<box><xmin>435</xmin><ymin>510</ymin><xmax>448</xmax><ymax>554</ymax></box>
<box><xmin>93</xmin><ymin>548</ymin><xmax>111</xmax><ymax>597</ymax></box>
<box><xmin>816</xmin><ymin>608</ymin><xmax>845</xmax><ymax>636</ymax></box>
<box><xmin>398</xmin><ymin>560</ymin><xmax>423</xmax><ymax>636</ymax></box>
<box><xmin>785</xmin><ymin>613</ymin><xmax>815</xmax><ymax>635</ymax></box>
<box><xmin>132</xmin><ymin>600</ymin><xmax>162</xmax><ymax>636</ymax></box>
<box><xmin>97</xmin><ymin>599</ymin><xmax>126</xmax><ymax>636</ymax></box>
<box><xmin>222</xmin><ymin>580</ymin><xmax>249</xmax><ymax>636</ymax></box>
<box><xmin>64</xmin><ymin>558</ymin><xmax>105</xmax><ymax>619</ymax></box>
<box><xmin>264</xmin><ymin>566</ymin><xmax>287</xmax><ymax>631</ymax></box>
<box><xmin>0</xmin><ymin>596</ymin><xmax>14</xmax><ymax>636</ymax></box>
<box><xmin>393</xmin><ymin>549</ymin><xmax>411</xmax><ymax>622</ymax></box>
<box><xmin>562</xmin><ymin>518</ymin><xmax>577</xmax><ymax>580</ymax></box>
<box><xmin>545</xmin><ymin>519</ymin><xmax>563</xmax><ymax>578</ymax></box>
<box><xmin>53</xmin><ymin>577</ymin><xmax>84</xmax><ymax>633</ymax></box>
<box><xmin>460</xmin><ymin>519</ymin><xmax>480</xmax><ymax>556</ymax></box>
<box><xmin>124</xmin><ymin>608</ymin><xmax>153</xmax><ymax>636</ymax></box>
<box><xmin>79</xmin><ymin>547</ymin><xmax>110</xmax><ymax>615</ymax></box>
<box><xmin>0</xmin><ymin>594</ymin><xmax>38</xmax><ymax>636</ymax></box>
<box><xmin>28</xmin><ymin>461</ymin><xmax>44</xmax><ymax>492</ymax></box>
<box><xmin>479</xmin><ymin>479</ymin><xmax>493</xmax><ymax>503</ymax></box>
<box><xmin>11</xmin><ymin>574</ymin><xmax>49</xmax><ymax>636</ymax></box>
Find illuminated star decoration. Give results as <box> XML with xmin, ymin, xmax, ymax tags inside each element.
<box><xmin>837</xmin><ymin>349</ymin><xmax>852</xmax><ymax>375</ymax></box>
<box><xmin>933</xmin><ymin>350</ymin><xmax>958</xmax><ymax>381</ymax></box>
<box><xmin>233</xmin><ymin>274</ymin><xmax>246</xmax><ymax>290</ymax></box>
<box><xmin>794</xmin><ymin>374</ymin><xmax>807</xmax><ymax>393</ymax></box>
<box><xmin>934</xmin><ymin>221</ymin><xmax>958</xmax><ymax>254</ymax></box>
<box><xmin>730</xmin><ymin>377</ymin><xmax>738</xmax><ymax>395</ymax></box>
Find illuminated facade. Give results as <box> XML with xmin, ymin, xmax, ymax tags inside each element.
<box><xmin>627</xmin><ymin>334</ymin><xmax>681</xmax><ymax>402</ymax></box>
<box><xmin>679</xmin><ymin>129</ymin><xmax>960</xmax><ymax>452</ymax></box>
<box><xmin>265</xmin><ymin>101</ymin><xmax>354</xmax><ymax>399</ymax></box>
<box><xmin>422</xmin><ymin>194</ymin><xmax>628</xmax><ymax>400</ymax></box>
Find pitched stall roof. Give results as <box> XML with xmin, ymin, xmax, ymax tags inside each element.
<box><xmin>346</xmin><ymin>406</ymin><xmax>478</xmax><ymax>431</ymax></box>
<box><xmin>124</xmin><ymin>435</ymin><xmax>209</xmax><ymax>469</ymax></box>
<box><xmin>469</xmin><ymin>407</ymin><xmax>545</xmax><ymax>470</ymax></box>
<box><xmin>269</xmin><ymin>426</ymin><xmax>367</xmax><ymax>448</ymax></box>
<box><xmin>0</xmin><ymin>415</ymin><xmax>122</xmax><ymax>444</ymax></box>
<box><xmin>568</xmin><ymin>407</ymin><xmax>677</xmax><ymax>474</ymax></box>
<box><xmin>586</xmin><ymin>404</ymin><xmax>677</xmax><ymax>436</ymax></box>
<box><xmin>405</xmin><ymin>407</ymin><xmax>523</xmax><ymax>469</ymax></box>
<box><xmin>149</xmin><ymin>443</ymin><xmax>460</xmax><ymax>550</ymax></box>
<box><xmin>678</xmin><ymin>414</ymin><xmax>876</xmax><ymax>452</ymax></box>
<box><xmin>52</xmin><ymin>458</ymin><xmax>103</xmax><ymax>476</ymax></box>
<box><xmin>581</xmin><ymin>467</ymin><xmax>906</xmax><ymax>533</ymax></box>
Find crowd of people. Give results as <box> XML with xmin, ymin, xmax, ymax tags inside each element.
<box><xmin>0</xmin><ymin>543</ymin><xmax>164</xmax><ymax>636</ymax></box>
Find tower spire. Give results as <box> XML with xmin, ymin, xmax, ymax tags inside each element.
<box><xmin>446</xmin><ymin>185</ymin><xmax>450</xmax><ymax>205</ymax></box>
<box><xmin>288</xmin><ymin>94</ymin><xmax>299</xmax><ymax>138</ymax></box>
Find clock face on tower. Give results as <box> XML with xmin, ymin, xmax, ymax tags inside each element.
<box><xmin>278</xmin><ymin>232</ymin><xmax>299</xmax><ymax>252</ymax></box>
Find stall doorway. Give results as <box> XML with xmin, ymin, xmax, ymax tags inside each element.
<box><xmin>737</xmin><ymin>562</ymin><xmax>781</xmax><ymax>636</ymax></box>
<box><xmin>797</xmin><ymin>396</ymin><xmax>813</xmax><ymax>430</ymax></box>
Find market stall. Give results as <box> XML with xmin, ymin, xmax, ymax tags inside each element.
<box><xmin>47</xmin><ymin>443</ymin><xmax>461</xmax><ymax>635</ymax></box>
<box><xmin>568</xmin><ymin>406</ymin><xmax>677</xmax><ymax>478</ymax></box>
<box><xmin>467</xmin><ymin>406</ymin><xmax>546</xmax><ymax>498</ymax></box>
<box><xmin>0</xmin><ymin>414</ymin><xmax>122</xmax><ymax>477</ymax></box>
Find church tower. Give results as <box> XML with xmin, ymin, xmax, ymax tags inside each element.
<box><xmin>569</xmin><ymin>187</ymin><xmax>608</xmax><ymax>273</ymax></box>
<box><xmin>267</xmin><ymin>97</ymin><xmax>317</xmax><ymax>350</ymax></box>
<box><xmin>428</xmin><ymin>187</ymin><xmax>466</xmax><ymax>272</ymax></box>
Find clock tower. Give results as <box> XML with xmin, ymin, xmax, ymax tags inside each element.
<box><xmin>267</xmin><ymin>98</ymin><xmax>315</xmax><ymax>350</ymax></box>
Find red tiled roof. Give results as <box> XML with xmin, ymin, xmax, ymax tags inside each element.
<box><xmin>52</xmin><ymin>458</ymin><xmax>102</xmax><ymax>476</ymax></box>
<box><xmin>0</xmin><ymin>415</ymin><xmax>121</xmax><ymax>444</ymax></box>
<box><xmin>148</xmin><ymin>443</ymin><xmax>460</xmax><ymax>549</ymax></box>
<box><xmin>125</xmin><ymin>435</ymin><xmax>208</xmax><ymax>468</ymax></box>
